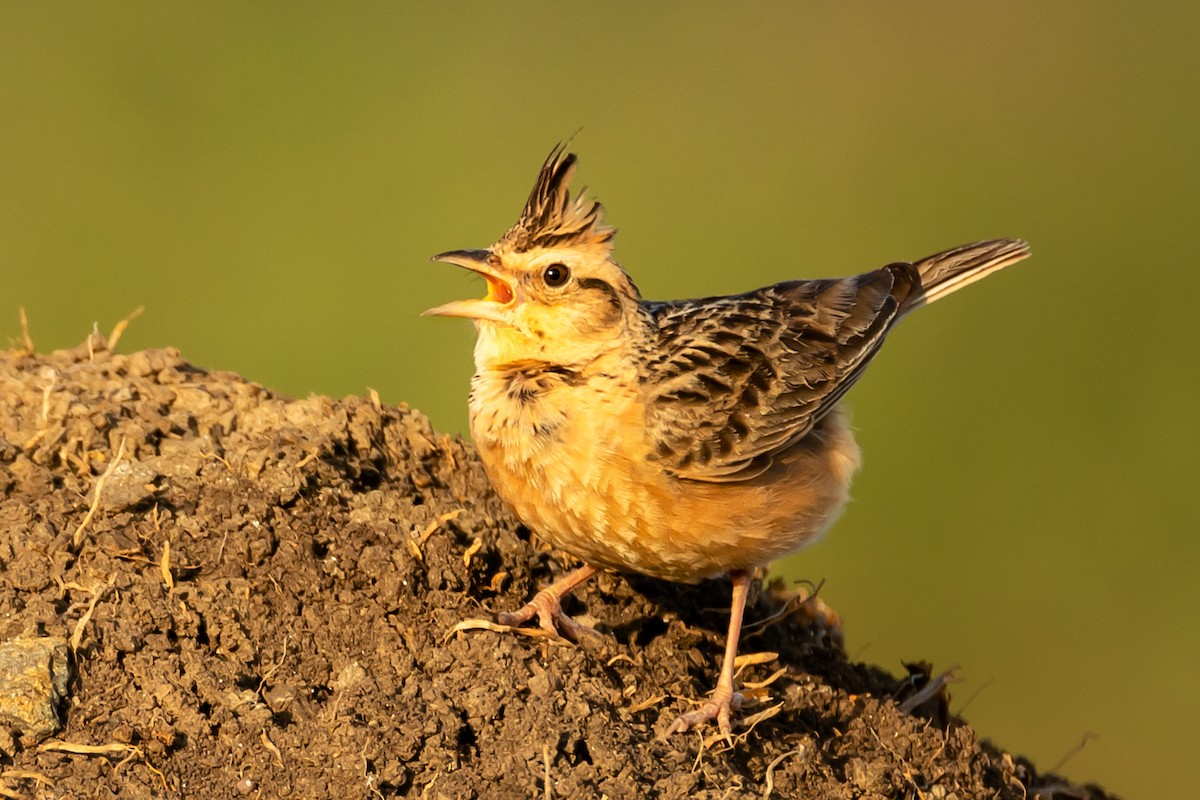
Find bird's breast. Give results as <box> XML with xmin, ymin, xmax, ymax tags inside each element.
<box><xmin>467</xmin><ymin>363</ymin><xmax>859</xmax><ymax>582</ymax></box>
<box><xmin>469</xmin><ymin>362</ymin><xmax>681</xmax><ymax>566</ymax></box>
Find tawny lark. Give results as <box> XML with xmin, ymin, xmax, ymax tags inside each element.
<box><xmin>425</xmin><ymin>145</ymin><xmax>1030</xmax><ymax>737</ymax></box>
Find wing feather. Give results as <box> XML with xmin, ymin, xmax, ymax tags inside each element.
<box><xmin>639</xmin><ymin>239</ymin><xmax>1028</xmax><ymax>483</ymax></box>
<box><xmin>642</xmin><ymin>268</ymin><xmax>910</xmax><ymax>482</ymax></box>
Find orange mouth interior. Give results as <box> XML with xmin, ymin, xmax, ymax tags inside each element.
<box><xmin>485</xmin><ymin>275</ymin><xmax>513</xmax><ymax>304</ymax></box>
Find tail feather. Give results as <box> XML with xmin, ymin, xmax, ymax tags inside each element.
<box><xmin>899</xmin><ymin>238</ymin><xmax>1031</xmax><ymax>314</ymax></box>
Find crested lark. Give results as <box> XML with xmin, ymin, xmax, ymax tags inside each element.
<box><xmin>425</xmin><ymin>145</ymin><xmax>1030</xmax><ymax>737</ymax></box>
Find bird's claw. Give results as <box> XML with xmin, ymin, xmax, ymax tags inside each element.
<box><xmin>497</xmin><ymin>587</ymin><xmax>596</xmax><ymax>642</ymax></box>
<box><xmin>663</xmin><ymin>689</ymin><xmax>746</xmax><ymax>739</ymax></box>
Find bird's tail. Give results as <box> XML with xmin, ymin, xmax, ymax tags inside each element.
<box><xmin>900</xmin><ymin>238</ymin><xmax>1031</xmax><ymax>314</ymax></box>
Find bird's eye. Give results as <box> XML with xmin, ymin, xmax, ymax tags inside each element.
<box><xmin>542</xmin><ymin>263</ymin><xmax>570</xmax><ymax>288</ymax></box>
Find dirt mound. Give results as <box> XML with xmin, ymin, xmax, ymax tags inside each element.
<box><xmin>0</xmin><ymin>337</ymin><xmax>1113</xmax><ymax>799</ymax></box>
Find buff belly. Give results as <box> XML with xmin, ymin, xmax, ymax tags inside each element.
<box><xmin>470</xmin><ymin>369</ymin><xmax>861</xmax><ymax>583</ymax></box>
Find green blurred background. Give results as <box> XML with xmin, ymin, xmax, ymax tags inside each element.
<box><xmin>3</xmin><ymin>3</ymin><xmax>1197</xmax><ymax>796</ymax></box>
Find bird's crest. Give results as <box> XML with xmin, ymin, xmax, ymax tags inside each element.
<box><xmin>498</xmin><ymin>145</ymin><xmax>616</xmax><ymax>254</ymax></box>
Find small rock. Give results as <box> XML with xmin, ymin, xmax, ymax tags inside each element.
<box><xmin>98</xmin><ymin>459</ymin><xmax>159</xmax><ymax>510</ymax></box>
<box><xmin>0</xmin><ymin>727</ymin><xmax>16</xmax><ymax>758</ymax></box>
<box><xmin>0</xmin><ymin>636</ymin><xmax>72</xmax><ymax>744</ymax></box>
<box><xmin>264</xmin><ymin>684</ymin><xmax>296</xmax><ymax>712</ymax></box>
<box><xmin>332</xmin><ymin>661</ymin><xmax>366</xmax><ymax>693</ymax></box>
<box><xmin>527</xmin><ymin>665</ymin><xmax>558</xmax><ymax>698</ymax></box>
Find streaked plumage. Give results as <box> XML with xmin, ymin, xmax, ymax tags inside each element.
<box><xmin>425</xmin><ymin>145</ymin><xmax>1030</xmax><ymax>737</ymax></box>
<box><xmin>640</xmin><ymin>237</ymin><xmax>1029</xmax><ymax>483</ymax></box>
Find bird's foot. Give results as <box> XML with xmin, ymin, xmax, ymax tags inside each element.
<box><xmin>496</xmin><ymin>564</ymin><xmax>600</xmax><ymax>641</ymax></box>
<box><xmin>663</xmin><ymin>685</ymin><xmax>746</xmax><ymax>739</ymax></box>
<box><xmin>497</xmin><ymin>584</ymin><xmax>597</xmax><ymax>642</ymax></box>
<box><xmin>662</xmin><ymin>570</ymin><xmax>754</xmax><ymax>741</ymax></box>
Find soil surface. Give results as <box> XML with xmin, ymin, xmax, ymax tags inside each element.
<box><xmin>0</xmin><ymin>336</ymin><xmax>1115</xmax><ymax>799</ymax></box>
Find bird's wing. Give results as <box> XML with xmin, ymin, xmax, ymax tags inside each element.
<box><xmin>642</xmin><ymin>267</ymin><xmax>912</xmax><ymax>482</ymax></box>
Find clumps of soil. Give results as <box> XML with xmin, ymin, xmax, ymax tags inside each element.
<box><xmin>0</xmin><ymin>335</ymin><xmax>1115</xmax><ymax>799</ymax></box>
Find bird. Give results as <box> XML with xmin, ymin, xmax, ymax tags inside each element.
<box><xmin>424</xmin><ymin>144</ymin><xmax>1030</xmax><ymax>738</ymax></box>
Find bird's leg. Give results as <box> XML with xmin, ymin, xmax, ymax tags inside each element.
<box><xmin>497</xmin><ymin>564</ymin><xmax>600</xmax><ymax>641</ymax></box>
<box><xmin>664</xmin><ymin>569</ymin><xmax>752</xmax><ymax>739</ymax></box>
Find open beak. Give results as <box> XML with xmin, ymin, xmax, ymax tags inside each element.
<box><xmin>422</xmin><ymin>249</ymin><xmax>516</xmax><ymax>323</ymax></box>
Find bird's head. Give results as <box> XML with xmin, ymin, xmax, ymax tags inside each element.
<box><xmin>424</xmin><ymin>146</ymin><xmax>643</xmax><ymax>370</ymax></box>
